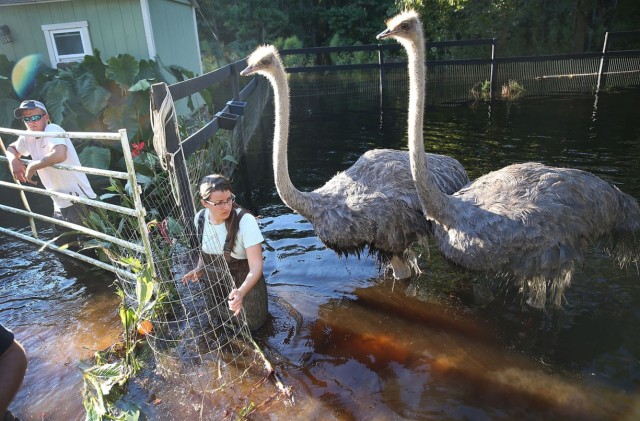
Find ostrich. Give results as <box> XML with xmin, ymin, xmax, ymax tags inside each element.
<box><xmin>378</xmin><ymin>10</ymin><xmax>640</xmax><ymax>307</ymax></box>
<box><xmin>240</xmin><ymin>45</ymin><xmax>470</xmax><ymax>279</ymax></box>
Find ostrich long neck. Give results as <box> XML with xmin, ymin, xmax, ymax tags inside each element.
<box><xmin>269</xmin><ymin>65</ymin><xmax>312</xmax><ymax>215</ymax></box>
<box><xmin>406</xmin><ymin>33</ymin><xmax>455</xmax><ymax>227</ymax></box>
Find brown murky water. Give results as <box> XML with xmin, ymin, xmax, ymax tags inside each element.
<box><xmin>2</xmin><ymin>86</ymin><xmax>640</xmax><ymax>420</ymax></box>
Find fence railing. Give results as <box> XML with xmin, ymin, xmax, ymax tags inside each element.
<box><xmin>0</xmin><ymin>127</ymin><xmax>154</xmax><ymax>280</ymax></box>
<box><xmin>279</xmin><ymin>30</ymin><xmax>640</xmax><ymax>103</ymax></box>
<box><xmin>150</xmin><ymin>59</ymin><xmax>256</xmax><ymax>244</ymax></box>
<box><xmin>147</xmin><ymin>30</ymin><xmax>640</xmax><ymax>241</ymax></box>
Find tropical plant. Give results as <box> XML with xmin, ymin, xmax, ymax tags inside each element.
<box><xmin>81</xmin><ymin>258</ymin><xmax>162</xmax><ymax>420</ymax></box>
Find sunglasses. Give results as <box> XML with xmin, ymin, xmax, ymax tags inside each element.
<box><xmin>21</xmin><ymin>114</ymin><xmax>46</xmax><ymax>123</ymax></box>
<box><xmin>204</xmin><ymin>194</ymin><xmax>236</xmax><ymax>207</ymax></box>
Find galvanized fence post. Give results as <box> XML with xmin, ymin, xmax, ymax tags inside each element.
<box><xmin>378</xmin><ymin>44</ymin><xmax>386</xmax><ymax>108</ymax></box>
<box><xmin>596</xmin><ymin>31</ymin><xmax>610</xmax><ymax>93</ymax></box>
<box><xmin>490</xmin><ymin>38</ymin><xmax>497</xmax><ymax>100</ymax></box>
<box><xmin>118</xmin><ymin>128</ymin><xmax>156</xmax><ymax>277</ymax></box>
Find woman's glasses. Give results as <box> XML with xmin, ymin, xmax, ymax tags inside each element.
<box><xmin>21</xmin><ymin>114</ymin><xmax>45</xmax><ymax>123</ymax></box>
<box><xmin>204</xmin><ymin>194</ymin><xmax>235</xmax><ymax>207</ymax></box>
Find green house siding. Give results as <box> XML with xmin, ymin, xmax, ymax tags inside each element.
<box><xmin>148</xmin><ymin>0</ymin><xmax>201</xmax><ymax>76</ymax></box>
<box><xmin>0</xmin><ymin>0</ymin><xmax>149</xmax><ymax>65</ymax></box>
<box><xmin>83</xmin><ymin>0</ymin><xmax>149</xmax><ymax>60</ymax></box>
<box><xmin>1</xmin><ymin>0</ymin><xmax>201</xmax><ymax>115</ymax></box>
<box><xmin>0</xmin><ymin>0</ymin><xmax>201</xmax><ymax>76</ymax></box>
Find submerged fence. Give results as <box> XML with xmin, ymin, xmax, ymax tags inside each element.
<box><xmin>280</xmin><ymin>30</ymin><xmax>640</xmax><ymax>104</ymax></box>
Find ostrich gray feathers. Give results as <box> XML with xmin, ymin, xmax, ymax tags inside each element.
<box><xmin>241</xmin><ymin>45</ymin><xmax>470</xmax><ymax>279</ymax></box>
<box><xmin>379</xmin><ymin>10</ymin><xmax>640</xmax><ymax>307</ymax></box>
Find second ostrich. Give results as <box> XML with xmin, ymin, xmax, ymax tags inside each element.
<box><xmin>240</xmin><ymin>45</ymin><xmax>470</xmax><ymax>279</ymax></box>
<box><xmin>378</xmin><ymin>10</ymin><xmax>640</xmax><ymax>307</ymax></box>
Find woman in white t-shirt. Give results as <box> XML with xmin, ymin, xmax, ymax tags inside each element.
<box><xmin>182</xmin><ymin>174</ymin><xmax>268</xmax><ymax>330</ymax></box>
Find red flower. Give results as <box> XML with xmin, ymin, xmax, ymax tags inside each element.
<box><xmin>131</xmin><ymin>141</ymin><xmax>145</xmax><ymax>158</ymax></box>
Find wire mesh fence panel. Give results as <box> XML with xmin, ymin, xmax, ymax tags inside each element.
<box><xmin>115</xmin><ymin>81</ymin><xmax>291</xmax><ymax>415</ymax></box>
<box><xmin>604</xmin><ymin>55</ymin><xmax>640</xmax><ymax>89</ymax></box>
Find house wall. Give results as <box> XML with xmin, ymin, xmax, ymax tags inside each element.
<box><xmin>0</xmin><ymin>0</ymin><xmax>150</xmax><ymax>67</ymax></box>
<box><xmin>146</xmin><ymin>0</ymin><xmax>205</xmax><ymax>113</ymax></box>
<box><xmin>147</xmin><ymin>0</ymin><xmax>202</xmax><ymax>76</ymax></box>
<box><xmin>0</xmin><ymin>0</ymin><xmax>203</xmax><ymax>115</ymax></box>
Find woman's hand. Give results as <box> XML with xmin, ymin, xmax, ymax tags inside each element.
<box><xmin>181</xmin><ymin>268</ymin><xmax>202</xmax><ymax>285</ymax></box>
<box><xmin>228</xmin><ymin>288</ymin><xmax>244</xmax><ymax>316</ymax></box>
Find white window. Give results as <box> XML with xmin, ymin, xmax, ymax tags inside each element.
<box><xmin>42</xmin><ymin>21</ymin><xmax>93</xmax><ymax>67</ymax></box>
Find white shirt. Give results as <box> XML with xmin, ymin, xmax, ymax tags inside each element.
<box><xmin>196</xmin><ymin>207</ymin><xmax>264</xmax><ymax>259</ymax></box>
<box><xmin>13</xmin><ymin>123</ymin><xmax>96</xmax><ymax>210</ymax></box>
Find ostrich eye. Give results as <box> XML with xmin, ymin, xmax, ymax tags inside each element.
<box><xmin>401</xmin><ymin>21</ymin><xmax>410</xmax><ymax>30</ymax></box>
<box><xmin>260</xmin><ymin>58</ymin><xmax>270</xmax><ymax>65</ymax></box>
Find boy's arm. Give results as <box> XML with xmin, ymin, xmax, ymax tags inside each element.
<box><xmin>5</xmin><ymin>143</ymin><xmax>27</xmax><ymax>183</ymax></box>
<box><xmin>24</xmin><ymin>144</ymin><xmax>68</xmax><ymax>184</ymax></box>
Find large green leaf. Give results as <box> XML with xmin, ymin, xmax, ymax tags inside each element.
<box><xmin>78</xmin><ymin>49</ymin><xmax>107</xmax><ymax>84</ymax></box>
<box><xmin>128</xmin><ymin>79</ymin><xmax>151</xmax><ymax>93</ymax></box>
<box><xmin>78</xmin><ymin>145</ymin><xmax>111</xmax><ymax>170</ymax></box>
<box><xmin>105</xmin><ymin>54</ymin><xmax>139</xmax><ymax>89</ymax></box>
<box><xmin>77</xmin><ymin>73</ymin><xmax>111</xmax><ymax>115</ymax></box>
<box><xmin>83</xmin><ymin>362</ymin><xmax>127</xmax><ymax>395</ymax></box>
<box><xmin>135</xmin><ymin>265</ymin><xmax>154</xmax><ymax>313</ymax></box>
<box><xmin>102</xmin><ymin>105</ymin><xmax>139</xmax><ymax>139</ymax></box>
<box><xmin>0</xmin><ymin>77</ymin><xmax>13</xmax><ymax>106</ymax></box>
<box><xmin>137</xmin><ymin>59</ymin><xmax>161</xmax><ymax>81</ymax></box>
<box><xmin>42</xmin><ymin>79</ymin><xmax>72</xmax><ymax>123</ymax></box>
<box><xmin>0</xmin><ymin>97</ymin><xmax>20</xmax><ymax>129</ymax></box>
<box><xmin>0</xmin><ymin>54</ymin><xmax>13</xmax><ymax>76</ymax></box>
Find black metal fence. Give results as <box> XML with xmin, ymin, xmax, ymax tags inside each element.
<box><xmin>279</xmin><ymin>30</ymin><xmax>640</xmax><ymax>104</ymax></box>
<box><xmin>150</xmin><ymin>30</ymin><xmax>640</xmax><ymax>232</ymax></box>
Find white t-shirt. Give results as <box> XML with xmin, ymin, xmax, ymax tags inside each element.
<box><xmin>13</xmin><ymin>123</ymin><xmax>96</xmax><ymax>210</ymax></box>
<box><xmin>196</xmin><ymin>207</ymin><xmax>264</xmax><ymax>259</ymax></box>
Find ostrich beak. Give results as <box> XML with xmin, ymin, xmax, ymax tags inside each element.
<box><xmin>239</xmin><ymin>65</ymin><xmax>255</xmax><ymax>76</ymax></box>
<box><xmin>376</xmin><ymin>28</ymin><xmax>393</xmax><ymax>40</ymax></box>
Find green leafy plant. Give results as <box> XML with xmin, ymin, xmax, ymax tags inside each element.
<box><xmin>81</xmin><ymin>258</ymin><xmax>162</xmax><ymax>420</ymax></box>
<box><xmin>470</xmin><ymin>79</ymin><xmax>492</xmax><ymax>101</ymax></box>
<box><xmin>501</xmin><ymin>79</ymin><xmax>525</xmax><ymax>101</ymax></box>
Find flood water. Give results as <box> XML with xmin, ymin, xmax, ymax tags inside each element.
<box><xmin>2</xmin><ymin>85</ymin><xmax>640</xmax><ymax>420</ymax></box>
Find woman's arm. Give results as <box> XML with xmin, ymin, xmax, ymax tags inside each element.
<box><xmin>228</xmin><ymin>243</ymin><xmax>263</xmax><ymax>316</ymax></box>
<box><xmin>182</xmin><ymin>255</ymin><xmax>205</xmax><ymax>285</ymax></box>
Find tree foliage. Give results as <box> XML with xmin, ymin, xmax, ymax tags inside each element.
<box><xmin>195</xmin><ymin>0</ymin><xmax>640</xmax><ymax>62</ymax></box>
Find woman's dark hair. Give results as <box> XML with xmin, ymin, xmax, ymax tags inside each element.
<box><xmin>198</xmin><ymin>174</ymin><xmax>233</xmax><ymax>199</ymax></box>
<box><xmin>198</xmin><ymin>174</ymin><xmax>245</xmax><ymax>252</ymax></box>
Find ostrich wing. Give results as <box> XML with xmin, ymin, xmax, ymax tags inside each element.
<box><xmin>308</xmin><ymin>149</ymin><xmax>469</xmax><ymax>255</ymax></box>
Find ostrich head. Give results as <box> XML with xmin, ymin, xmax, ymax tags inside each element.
<box><xmin>376</xmin><ymin>9</ymin><xmax>423</xmax><ymax>47</ymax></box>
<box><xmin>240</xmin><ymin>45</ymin><xmax>283</xmax><ymax>77</ymax></box>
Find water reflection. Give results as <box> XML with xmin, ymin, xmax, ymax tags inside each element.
<box><xmin>0</xmin><ymin>238</ymin><xmax>120</xmax><ymax>419</ymax></box>
<box><xmin>300</xmin><ymin>278</ymin><xmax>637</xmax><ymax>420</ymax></box>
<box><xmin>2</xmin><ymin>87</ymin><xmax>640</xmax><ymax>419</ymax></box>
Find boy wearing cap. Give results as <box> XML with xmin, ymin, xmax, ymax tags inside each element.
<box><xmin>5</xmin><ymin>100</ymin><xmax>96</xmax><ymax>236</ymax></box>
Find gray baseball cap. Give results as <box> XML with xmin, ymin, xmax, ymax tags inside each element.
<box><xmin>14</xmin><ymin>100</ymin><xmax>48</xmax><ymax>119</ymax></box>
